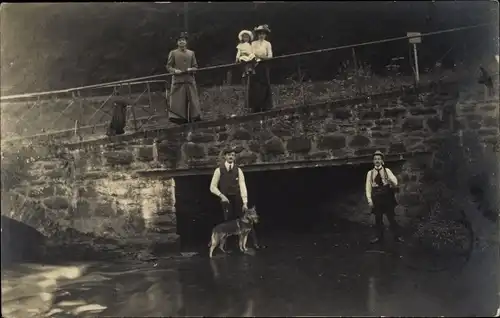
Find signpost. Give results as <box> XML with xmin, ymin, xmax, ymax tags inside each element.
<box><xmin>407</xmin><ymin>32</ymin><xmax>422</xmax><ymax>85</ymax></box>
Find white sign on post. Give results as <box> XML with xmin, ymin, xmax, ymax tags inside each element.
<box><xmin>407</xmin><ymin>32</ymin><xmax>422</xmax><ymax>44</ymax></box>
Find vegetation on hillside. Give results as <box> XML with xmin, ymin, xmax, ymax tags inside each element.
<box><xmin>1</xmin><ymin>2</ymin><xmax>496</xmax><ymax>95</ymax></box>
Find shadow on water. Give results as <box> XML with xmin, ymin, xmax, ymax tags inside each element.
<box><xmin>1</xmin><ymin>214</ymin><xmax>126</xmax><ymax>269</ymax></box>
<box><xmin>1</xmin><ymin>215</ymin><xmax>48</xmax><ymax>266</ymax></box>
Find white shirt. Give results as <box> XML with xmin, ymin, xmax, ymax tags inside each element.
<box><xmin>209</xmin><ymin>161</ymin><xmax>248</xmax><ymax>204</ymax></box>
<box><xmin>365</xmin><ymin>167</ymin><xmax>398</xmax><ymax>203</ymax></box>
<box><xmin>236</xmin><ymin>42</ymin><xmax>253</xmax><ymax>55</ymax></box>
<box><xmin>251</xmin><ymin>40</ymin><xmax>273</xmax><ymax>60</ymax></box>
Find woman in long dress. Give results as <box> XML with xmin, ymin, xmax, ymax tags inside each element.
<box><xmin>166</xmin><ymin>32</ymin><xmax>202</xmax><ymax>125</ymax></box>
<box><xmin>248</xmin><ymin>25</ymin><xmax>274</xmax><ymax>113</ymax></box>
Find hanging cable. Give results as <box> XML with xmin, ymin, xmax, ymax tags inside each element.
<box><xmin>0</xmin><ymin>22</ymin><xmax>494</xmax><ymax>102</ymax></box>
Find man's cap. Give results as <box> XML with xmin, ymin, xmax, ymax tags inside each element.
<box><xmin>373</xmin><ymin>150</ymin><xmax>385</xmax><ymax>158</ymax></box>
<box><xmin>177</xmin><ymin>32</ymin><xmax>188</xmax><ymax>41</ymax></box>
<box><xmin>222</xmin><ymin>146</ymin><xmax>238</xmax><ymax>155</ymax></box>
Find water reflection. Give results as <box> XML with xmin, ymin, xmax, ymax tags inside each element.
<box><xmin>2</xmin><ymin>231</ymin><xmax>498</xmax><ymax>317</ymax></box>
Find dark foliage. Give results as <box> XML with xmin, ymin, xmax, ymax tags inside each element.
<box><xmin>1</xmin><ymin>2</ymin><xmax>496</xmax><ymax>95</ymax></box>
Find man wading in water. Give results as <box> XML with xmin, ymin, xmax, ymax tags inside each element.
<box><xmin>209</xmin><ymin>147</ymin><xmax>264</xmax><ymax>250</ymax></box>
<box><xmin>365</xmin><ymin>150</ymin><xmax>404</xmax><ymax>244</ymax></box>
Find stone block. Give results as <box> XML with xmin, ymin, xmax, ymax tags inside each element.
<box><xmin>480</xmin><ymin>104</ymin><xmax>498</xmax><ymax>111</ymax></box>
<box><xmin>45</xmin><ymin>169</ymin><xmax>66</xmax><ymax>179</ymax></box>
<box><xmin>188</xmin><ymin>158</ymin><xmax>218</xmax><ymax>168</ymax></box>
<box><xmin>306</xmin><ymin>151</ymin><xmax>330</xmax><ymax>160</ymax></box>
<box><xmin>233</xmin><ymin>128</ymin><xmax>252</xmax><ymax>141</ymax></box>
<box><xmin>263</xmin><ymin>136</ymin><xmax>286</xmax><ymax>155</ymax></box>
<box><xmin>467</xmin><ymin>121</ymin><xmax>482</xmax><ymax>130</ymax></box>
<box><xmin>271</xmin><ymin>127</ymin><xmax>293</xmax><ymax>138</ymax></box>
<box><xmin>190</xmin><ymin>132</ymin><xmax>215</xmax><ymax>143</ymax></box>
<box><xmin>348</xmin><ymin>135</ymin><xmax>371</xmax><ymax>148</ymax></box>
<box><xmin>137</xmin><ymin>146</ymin><xmax>154</xmax><ymax>162</ymax></box>
<box><xmin>157</xmin><ymin>141</ymin><xmax>180</xmax><ymax>158</ymax></box>
<box><xmin>400</xmin><ymin>93</ymin><xmax>419</xmax><ymax>105</ymax></box>
<box><xmin>357</xmin><ymin>121</ymin><xmax>374</xmax><ymax>128</ymax></box>
<box><xmin>483</xmin><ymin>116</ymin><xmax>498</xmax><ymax>127</ymax></box>
<box><xmin>482</xmin><ymin>136</ymin><xmax>498</xmax><ymax>147</ymax></box>
<box><xmin>43</xmin><ymin>196</ymin><xmax>70</xmax><ymax>210</ymax></box>
<box><xmin>94</xmin><ymin>201</ymin><xmax>115</xmax><ymax>217</ymax></box>
<box><xmin>478</xmin><ymin>129</ymin><xmax>499</xmax><ymax>137</ymax></box>
<box><xmin>333</xmin><ymin>108</ymin><xmax>352</xmax><ymax>120</ymax></box>
<box><xmin>184</xmin><ymin>142</ymin><xmax>205</xmax><ymax>159</ymax></box>
<box><xmin>384</xmin><ymin>107</ymin><xmax>407</xmax><ymax>118</ymax></box>
<box><xmin>82</xmin><ymin>171</ymin><xmax>109</xmax><ymax>180</ymax></box>
<box><xmin>409</xmin><ymin>108</ymin><xmax>437</xmax><ymax>116</ymax></box>
<box><xmin>73</xmin><ymin>199</ymin><xmax>92</xmax><ymax>217</ymax></box>
<box><xmin>425</xmin><ymin>116</ymin><xmax>444</xmax><ymax>132</ymax></box>
<box><xmin>218</xmin><ymin>132</ymin><xmax>229</xmax><ymax>142</ymax></box>
<box><xmin>354</xmin><ymin>147</ymin><xmax>386</xmax><ymax>157</ymax></box>
<box><xmin>371</xmin><ymin>131</ymin><xmax>391</xmax><ymax>138</ymax></box>
<box><xmin>460</xmin><ymin>105</ymin><xmax>476</xmax><ymax>113</ymax></box>
<box><xmin>29</xmin><ymin>184</ymin><xmax>69</xmax><ymax>199</ymax></box>
<box><xmin>104</xmin><ymin>151</ymin><xmax>134</xmax><ymax>165</ymax></box>
<box><xmin>465</xmin><ymin>114</ymin><xmax>483</xmax><ymax>121</ymax></box>
<box><xmin>374</xmin><ymin>118</ymin><xmax>392</xmax><ymax>126</ymax></box>
<box><xmin>256</xmin><ymin>130</ymin><xmax>275</xmax><ymax>141</ymax></box>
<box><xmin>207</xmin><ymin>145</ymin><xmax>223</xmax><ymax>157</ymax></box>
<box><xmin>402</xmin><ymin>117</ymin><xmax>424</xmax><ymax>131</ymax></box>
<box><xmin>389</xmin><ymin>143</ymin><xmax>407</xmax><ymax>153</ymax></box>
<box><xmin>317</xmin><ymin>134</ymin><xmax>346</xmax><ymax>150</ymax></box>
<box><xmin>360</xmin><ymin>110</ymin><xmax>382</xmax><ymax>120</ymax></box>
<box><xmin>237</xmin><ymin>150</ymin><xmax>258</xmax><ymax>165</ymax></box>
<box><xmin>286</xmin><ymin>137</ymin><xmax>312</xmax><ymax>153</ymax></box>
<box><xmin>324</xmin><ymin>122</ymin><xmax>339</xmax><ymax>132</ymax></box>
<box><xmin>248</xmin><ymin>141</ymin><xmax>261</xmax><ymax>153</ymax></box>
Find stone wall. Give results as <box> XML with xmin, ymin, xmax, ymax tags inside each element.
<box><xmin>1</xmin><ymin>79</ymin><xmax>498</xmax><ymax>244</ymax></box>
<box><xmin>66</xmin><ymin>82</ymin><xmax>472</xmax><ymax>170</ymax></box>
<box><xmin>1</xmin><ymin>139</ymin><xmax>177</xmax><ymax>243</ymax></box>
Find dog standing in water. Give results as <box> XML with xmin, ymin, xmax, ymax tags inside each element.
<box><xmin>209</xmin><ymin>207</ymin><xmax>259</xmax><ymax>258</ymax></box>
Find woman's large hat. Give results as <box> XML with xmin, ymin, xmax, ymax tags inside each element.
<box><xmin>254</xmin><ymin>24</ymin><xmax>271</xmax><ymax>34</ymax></box>
<box><xmin>238</xmin><ymin>30</ymin><xmax>254</xmax><ymax>41</ymax></box>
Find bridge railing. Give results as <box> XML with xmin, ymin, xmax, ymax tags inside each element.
<box><xmin>0</xmin><ymin>23</ymin><xmax>492</xmax><ymax>142</ymax></box>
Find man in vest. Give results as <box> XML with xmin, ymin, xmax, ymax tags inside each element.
<box><xmin>365</xmin><ymin>150</ymin><xmax>404</xmax><ymax>244</ymax></box>
<box><xmin>209</xmin><ymin>146</ymin><xmax>263</xmax><ymax>249</ymax></box>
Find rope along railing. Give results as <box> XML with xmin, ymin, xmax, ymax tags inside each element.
<box><xmin>0</xmin><ymin>23</ymin><xmax>491</xmax><ymax>101</ymax></box>
<box><xmin>0</xmin><ymin>22</ymin><xmax>494</xmax><ymax>141</ymax></box>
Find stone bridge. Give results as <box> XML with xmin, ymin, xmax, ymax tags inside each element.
<box><xmin>1</xmin><ymin>79</ymin><xmax>498</xmax><ymax>249</ymax></box>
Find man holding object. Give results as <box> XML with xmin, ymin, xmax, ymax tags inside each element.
<box><xmin>365</xmin><ymin>150</ymin><xmax>404</xmax><ymax>244</ymax></box>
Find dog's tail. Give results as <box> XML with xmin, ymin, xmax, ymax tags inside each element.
<box><xmin>208</xmin><ymin>231</ymin><xmax>214</xmax><ymax>247</ymax></box>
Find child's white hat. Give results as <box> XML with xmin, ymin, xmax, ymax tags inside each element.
<box><xmin>238</xmin><ymin>30</ymin><xmax>254</xmax><ymax>41</ymax></box>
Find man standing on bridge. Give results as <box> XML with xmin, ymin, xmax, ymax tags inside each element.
<box><xmin>209</xmin><ymin>146</ymin><xmax>263</xmax><ymax>250</ymax></box>
<box><xmin>166</xmin><ymin>32</ymin><xmax>202</xmax><ymax>125</ymax></box>
<box><xmin>365</xmin><ymin>150</ymin><xmax>404</xmax><ymax>244</ymax></box>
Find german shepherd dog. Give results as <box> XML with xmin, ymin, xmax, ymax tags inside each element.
<box><xmin>208</xmin><ymin>207</ymin><xmax>259</xmax><ymax>258</ymax></box>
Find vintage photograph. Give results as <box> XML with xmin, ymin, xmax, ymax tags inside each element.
<box><xmin>1</xmin><ymin>2</ymin><xmax>499</xmax><ymax>317</ymax></box>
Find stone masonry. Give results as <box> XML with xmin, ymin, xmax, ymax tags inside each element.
<box><xmin>1</xmin><ymin>79</ymin><xmax>498</xmax><ymax>245</ymax></box>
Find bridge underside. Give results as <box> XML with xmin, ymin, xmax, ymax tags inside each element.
<box><xmin>137</xmin><ymin>151</ymin><xmax>427</xmax><ymax>179</ymax></box>
<box><xmin>174</xmin><ymin>159</ymin><xmax>409</xmax><ymax>247</ymax></box>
